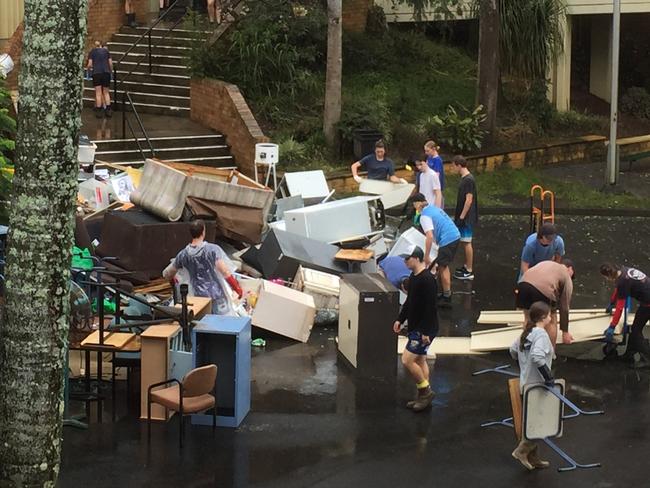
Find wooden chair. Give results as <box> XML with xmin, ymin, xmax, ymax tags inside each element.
<box><xmin>147</xmin><ymin>364</ymin><xmax>218</xmax><ymax>448</ymax></box>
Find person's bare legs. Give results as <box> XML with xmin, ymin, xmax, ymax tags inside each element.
<box><xmin>94</xmin><ymin>85</ymin><xmax>103</xmax><ymax>109</ymax></box>
<box><xmin>207</xmin><ymin>0</ymin><xmax>215</xmax><ymax>22</ymax></box>
<box><xmin>440</xmin><ymin>265</ymin><xmax>451</xmax><ymax>295</ymax></box>
<box><xmin>462</xmin><ymin>241</ymin><xmax>473</xmax><ymax>272</ymax></box>
<box><xmin>125</xmin><ymin>0</ymin><xmax>133</xmax><ymax>14</ymax></box>
<box><xmin>402</xmin><ymin>350</ymin><xmax>426</xmax><ymax>383</ymax></box>
<box><xmin>102</xmin><ymin>87</ymin><xmax>111</xmax><ymax>107</ymax></box>
<box><xmin>416</xmin><ymin>355</ymin><xmax>429</xmax><ymax>380</ymax></box>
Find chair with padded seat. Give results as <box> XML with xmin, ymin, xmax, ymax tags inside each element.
<box><xmin>147</xmin><ymin>364</ymin><xmax>217</xmax><ymax>448</ymax></box>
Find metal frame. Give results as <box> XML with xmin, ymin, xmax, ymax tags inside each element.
<box><xmin>473</xmin><ymin>364</ymin><xmax>604</xmax><ymax>472</ymax></box>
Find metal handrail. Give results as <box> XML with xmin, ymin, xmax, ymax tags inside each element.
<box><xmin>112</xmin><ymin>0</ymin><xmax>187</xmax><ymax>103</ymax></box>
<box><xmin>122</xmin><ymin>92</ymin><xmax>156</xmax><ymax>160</ymax></box>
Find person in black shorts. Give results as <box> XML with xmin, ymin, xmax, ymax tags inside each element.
<box><xmin>393</xmin><ymin>247</ymin><xmax>439</xmax><ymax>412</ymax></box>
<box><xmin>87</xmin><ymin>41</ymin><xmax>113</xmax><ymax>118</ymax></box>
<box><xmin>601</xmin><ymin>263</ymin><xmax>650</xmax><ymax>368</ymax></box>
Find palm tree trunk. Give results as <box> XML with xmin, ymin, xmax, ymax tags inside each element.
<box><xmin>323</xmin><ymin>0</ymin><xmax>342</xmax><ymax>151</ymax></box>
<box><xmin>477</xmin><ymin>0</ymin><xmax>499</xmax><ymax>138</ymax></box>
<box><xmin>0</xmin><ymin>0</ymin><xmax>88</xmax><ymax>485</ymax></box>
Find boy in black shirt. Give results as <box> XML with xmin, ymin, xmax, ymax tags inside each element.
<box><xmin>601</xmin><ymin>263</ymin><xmax>650</xmax><ymax>368</ymax></box>
<box><xmin>452</xmin><ymin>155</ymin><xmax>478</xmax><ymax>280</ymax></box>
<box><xmin>393</xmin><ymin>247</ymin><xmax>439</xmax><ymax>412</ymax></box>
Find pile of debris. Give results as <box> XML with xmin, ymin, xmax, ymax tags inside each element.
<box><xmin>75</xmin><ymin>156</ymin><xmax>427</xmax><ymax>344</ymax></box>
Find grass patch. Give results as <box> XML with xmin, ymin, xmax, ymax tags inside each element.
<box><xmin>443</xmin><ymin>167</ymin><xmax>648</xmax><ymax>209</ymax></box>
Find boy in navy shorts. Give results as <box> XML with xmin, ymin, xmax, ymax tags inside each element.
<box><xmin>393</xmin><ymin>247</ymin><xmax>439</xmax><ymax>412</ymax></box>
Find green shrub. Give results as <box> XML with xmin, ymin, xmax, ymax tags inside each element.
<box><xmin>337</xmin><ymin>88</ymin><xmax>393</xmax><ymax>146</ymax></box>
<box><xmin>421</xmin><ymin>105</ymin><xmax>486</xmax><ymax>153</ymax></box>
<box><xmin>620</xmin><ymin>87</ymin><xmax>650</xmax><ymax>120</ymax></box>
<box><xmin>365</xmin><ymin>5</ymin><xmax>388</xmax><ymax>37</ymax></box>
<box><xmin>548</xmin><ymin>110</ymin><xmax>607</xmax><ymax>134</ymax></box>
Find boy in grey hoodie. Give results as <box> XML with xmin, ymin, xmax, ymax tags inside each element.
<box><xmin>509</xmin><ymin>301</ymin><xmax>555</xmax><ymax>470</ymax></box>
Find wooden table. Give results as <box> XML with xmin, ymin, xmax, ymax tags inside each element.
<box><xmin>335</xmin><ymin>248</ymin><xmax>375</xmax><ymax>273</ymax></box>
<box><xmin>174</xmin><ymin>296</ymin><xmax>212</xmax><ymax>319</ymax></box>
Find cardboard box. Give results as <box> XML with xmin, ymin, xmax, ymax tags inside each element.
<box><xmin>252</xmin><ymin>280</ymin><xmax>316</xmax><ymax>342</ymax></box>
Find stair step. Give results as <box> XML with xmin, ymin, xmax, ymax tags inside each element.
<box><xmin>94</xmin><ymin>134</ymin><xmax>225</xmax><ymax>151</ymax></box>
<box><xmin>83</xmin><ymin>97</ymin><xmax>189</xmax><ymax>116</ymax></box>
<box><xmin>84</xmin><ymin>87</ymin><xmax>190</xmax><ymax>108</ymax></box>
<box><xmin>112</xmin><ymin>33</ymin><xmax>195</xmax><ymax>48</ymax></box>
<box><xmin>97</xmin><ymin>156</ymin><xmax>236</xmax><ymax>168</ymax></box>
<box><xmin>95</xmin><ymin>145</ymin><xmax>232</xmax><ymax>162</ymax></box>
<box><xmin>110</xmin><ymin>71</ymin><xmax>190</xmax><ymax>87</ymax></box>
<box><xmin>111</xmin><ymin>51</ymin><xmax>188</xmax><ymax>68</ymax></box>
<box><xmin>107</xmin><ymin>42</ymin><xmax>190</xmax><ymax>57</ymax></box>
<box><xmin>84</xmin><ymin>79</ymin><xmax>189</xmax><ymax>97</ymax></box>
<box><xmin>114</xmin><ymin>60</ymin><xmax>187</xmax><ymax>77</ymax></box>
<box><xmin>119</xmin><ymin>25</ymin><xmax>210</xmax><ymax>39</ymax></box>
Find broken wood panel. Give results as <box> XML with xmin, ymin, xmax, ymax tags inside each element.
<box><xmin>397</xmin><ymin>336</ymin><xmax>487</xmax><ymax>357</ymax></box>
<box><xmin>478</xmin><ymin>310</ymin><xmax>609</xmax><ymax>325</ymax></box>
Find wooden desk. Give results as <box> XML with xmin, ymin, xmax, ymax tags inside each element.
<box><xmin>174</xmin><ymin>296</ymin><xmax>211</xmax><ymax>319</ymax></box>
<box><xmin>335</xmin><ymin>248</ymin><xmax>375</xmax><ymax>272</ymax></box>
<box><xmin>81</xmin><ymin>330</ymin><xmax>136</xmax><ymax>349</ymax></box>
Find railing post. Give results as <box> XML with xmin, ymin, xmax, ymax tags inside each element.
<box><xmin>148</xmin><ymin>31</ymin><xmax>152</xmax><ymax>74</ymax></box>
<box><xmin>113</xmin><ymin>69</ymin><xmax>118</xmax><ymax>110</ymax></box>
<box><xmin>122</xmin><ymin>93</ymin><xmax>127</xmax><ymax>139</ymax></box>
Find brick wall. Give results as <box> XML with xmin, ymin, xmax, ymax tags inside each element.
<box><xmin>190</xmin><ymin>78</ymin><xmax>269</xmax><ymax>178</ymax></box>
<box><xmin>342</xmin><ymin>0</ymin><xmax>372</xmax><ymax>32</ymax></box>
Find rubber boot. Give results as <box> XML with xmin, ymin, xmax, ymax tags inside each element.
<box><xmin>406</xmin><ymin>389</ymin><xmax>422</xmax><ymax>409</ymax></box>
<box><xmin>411</xmin><ymin>387</ymin><xmax>435</xmax><ymax>412</ymax></box>
<box><xmin>129</xmin><ymin>13</ymin><xmax>138</xmax><ymax>28</ymax></box>
<box><xmin>527</xmin><ymin>445</ymin><xmax>550</xmax><ymax>469</ymax></box>
<box><xmin>511</xmin><ymin>440</ymin><xmax>534</xmax><ymax>470</ymax></box>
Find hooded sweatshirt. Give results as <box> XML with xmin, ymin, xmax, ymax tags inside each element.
<box><xmin>509</xmin><ymin>327</ymin><xmax>554</xmax><ymax>392</ymax></box>
<box><xmin>172</xmin><ymin>241</ymin><xmax>228</xmax><ymax>301</ymax></box>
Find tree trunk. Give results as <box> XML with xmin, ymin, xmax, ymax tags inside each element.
<box><xmin>0</xmin><ymin>0</ymin><xmax>88</xmax><ymax>486</ymax></box>
<box><xmin>323</xmin><ymin>0</ymin><xmax>342</xmax><ymax>151</ymax></box>
<box><xmin>476</xmin><ymin>0</ymin><xmax>499</xmax><ymax>138</ymax></box>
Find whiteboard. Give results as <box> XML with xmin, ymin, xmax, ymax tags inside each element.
<box><xmin>284</xmin><ymin>171</ymin><xmax>330</xmax><ymax>199</ymax></box>
<box><xmin>523</xmin><ymin>379</ymin><xmax>565</xmax><ymax>440</ymax></box>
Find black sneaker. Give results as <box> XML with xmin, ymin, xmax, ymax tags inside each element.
<box><xmin>437</xmin><ymin>294</ymin><xmax>452</xmax><ymax>308</ymax></box>
<box><xmin>104</xmin><ymin>106</ymin><xmax>112</xmax><ymax>118</ymax></box>
<box><xmin>454</xmin><ymin>267</ymin><xmax>474</xmax><ymax>281</ymax></box>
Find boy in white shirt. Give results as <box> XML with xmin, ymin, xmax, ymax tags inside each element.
<box><xmin>415</xmin><ymin>155</ymin><xmax>442</xmax><ymax>208</ymax></box>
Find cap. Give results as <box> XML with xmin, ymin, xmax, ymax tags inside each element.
<box><xmin>400</xmin><ymin>247</ymin><xmax>424</xmax><ymax>262</ymax></box>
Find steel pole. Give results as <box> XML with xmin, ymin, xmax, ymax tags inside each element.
<box><xmin>606</xmin><ymin>0</ymin><xmax>621</xmax><ymax>185</ymax></box>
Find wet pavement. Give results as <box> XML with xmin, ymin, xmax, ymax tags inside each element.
<box><xmin>59</xmin><ymin>215</ymin><xmax>650</xmax><ymax>487</ymax></box>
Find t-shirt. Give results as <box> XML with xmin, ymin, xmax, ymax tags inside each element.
<box><xmin>521</xmin><ymin>233</ymin><xmax>565</xmax><ymax>266</ymax></box>
<box><xmin>419</xmin><ymin>205</ymin><xmax>460</xmax><ymax>247</ymax></box>
<box><xmin>88</xmin><ymin>47</ymin><xmax>111</xmax><ymax>74</ymax></box>
<box><xmin>427</xmin><ymin>155</ymin><xmax>445</xmax><ymax>190</ymax></box>
<box><xmin>173</xmin><ymin>241</ymin><xmax>227</xmax><ymax>301</ymax></box>
<box><xmin>614</xmin><ymin>267</ymin><xmax>650</xmax><ymax>304</ymax></box>
<box><xmin>455</xmin><ymin>173</ymin><xmax>478</xmax><ymax>226</ymax></box>
<box><xmin>379</xmin><ymin>256</ymin><xmax>410</xmax><ymax>289</ymax></box>
<box><xmin>398</xmin><ymin>268</ymin><xmax>439</xmax><ymax>336</ymax></box>
<box><xmin>419</xmin><ymin>169</ymin><xmax>441</xmax><ymax>207</ymax></box>
<box><xmin>359</xmin><ymin>154</ymin><xmax>395</xmax><ymax>180</ymax></box>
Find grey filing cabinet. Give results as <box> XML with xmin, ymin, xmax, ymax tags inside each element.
<box><xmin>338</xmin><ymin>273</ymin><xmax>400</xmax><ymax>379</ymax></box>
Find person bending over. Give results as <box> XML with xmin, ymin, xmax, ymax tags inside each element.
<box><xmin>601</xmin><ymin>263</ymin><xmax>650</xmax><ymax>368</ymax></box>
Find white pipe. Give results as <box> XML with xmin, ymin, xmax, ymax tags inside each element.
<box><xmin>606</xmin><ymin>0</ymin><xmax>621</xmax><ymax>185</ymax></box>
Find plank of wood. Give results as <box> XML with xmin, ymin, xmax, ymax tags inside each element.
<box><xmin>397</xmin><ymin>336</ymin><xmax>487</xmax><ymax>357</ymax></box>
<box><xmin>470</xmin><ymin>316</ymin><xmax>615</xmax><ymax>352</ymax></box>
<box><xmin>335</xmin><ymin>248</ymin><xmax>374</xmax><ymax>262</ymax></box>
<box><xmin>508</xmin><ymin>378</ymin><xmax>523</xmax><ymax>441</ymax></box>
<box><xmin>174</xmin><ymin>296</ymin><xmax>211</xmax><ymax>318</ymax></box>
<box><xmin>81</xmin><ymin>330</ymin><xmax>136</xmax><ymax>349</ymax></box>
<box><xmin>478</xmin><ymin>310</ymin><xmax>609</xmax><ymax>325</ymax></box>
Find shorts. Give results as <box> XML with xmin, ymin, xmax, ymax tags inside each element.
<box><xmin>92</xmin><ymin>72</ymin><xmax>111</xmax><ymax>87</ymax></box>
<box><xmin>459</xmin><ymin>225</ymin><xmax>473</xmax><ymax>243</ymax></box>
<box><xmin>434</xmin><ymin>239</ymin><xmax>459</xmax><ymax>267</ymax></box>
<box><xmin>515</xmin><ymin>282</ymin><xmax>555</xmax><ymax>310</ymax></box>
<box><xmin>405</xmin><ymin>331</ymin><xmax>434</xmax><ymax>355</ymax></box>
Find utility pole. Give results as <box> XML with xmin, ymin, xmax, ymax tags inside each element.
<box><xmin>606</xmin><ymin>0</ymin><xmax>621</xmax><ymax>185</ymax></box>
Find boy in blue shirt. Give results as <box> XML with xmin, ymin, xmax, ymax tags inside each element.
<box><xmin>519</xmin><ymin>223</ymin><xmax>565</xmax><ymax>279</ymax></box>
<box><xmin>351</xmin><ymin>140</ymin><xmax>405</xmax><ymax>183</ymax></box>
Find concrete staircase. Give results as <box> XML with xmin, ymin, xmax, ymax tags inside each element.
<box><xmin>85</xmin><ymin>21</ymin><xmax>236</xmax><ymax>168</ymax></box>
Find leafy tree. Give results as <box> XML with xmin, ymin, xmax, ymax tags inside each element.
<box><xmin>0</xmin><ymin>0</ymin><xmax>88</xmax><ymax>485</ymax></box>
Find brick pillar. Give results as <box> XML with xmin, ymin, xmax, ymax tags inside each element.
<box><xmin>342</xmin><ymin>0</ymin><xmax>372</xmax><ymax>33</ymax></box>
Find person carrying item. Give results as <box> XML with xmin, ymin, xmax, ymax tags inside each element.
<box><xmin>414</xmin><ymin>154</ymin><xmax>442</xmax><ymax>208</ymax></box>
<box><xmin>378</xmin><ymin>255</ymin><xmax>411</xmax><ymax>290</ymax></box>
<box><xmin>452</xmin><ymin>155</ymin><xmax>478</xmax><ymax>281</ymax></box>
<box><xmin>351</xmin><ymin>140</ymin><xmax>406</xmax><ymax>184</ymax></box>
<box><xmin>86</xmin><ymin>40</ymin><xmax>113</xmax><ymax>119</ymax></box>
<box><xmin>410</xmin><ymin>193</ymin><xmax>460</xmax><ymax>307</ymax></box>
<box><xmin>424</xmin><ymin>140</ymin><xmax>445</xmax><ymax>191</ymax></box>
<box><xmin>519</xmin><ymin>222</ymin><xmax>565</xmax><ymax>279</ymax></box>
<box><xmin>163</xmin><ymin>220</ymin><xmax>243</xmax><ymax>315</ymax></box>
<box><xmin>601</xmin><ymin>263</ymin><xmax>650</xmax><ymax>368</ymax></box>
<box><xmin>509</xmin><ymin>301</ymin><xmax>554</xmax><ymax>470</ymax></box>
<box><xmin>393</xmin><ymin>247</ymin><xmax>439</xmax><ymax>412</ymax></box>
<box><xmin>516</xmin><ymin>259</ymin><xmax>576</xmax><ymax>347</ymax></box>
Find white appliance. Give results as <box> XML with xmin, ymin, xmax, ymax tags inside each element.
<box><xmin>387</xmin><ymin>227</ymin><xmax>438</xmax><ymax>261</ymax></box>
<box><xmin>284</xmin><ymin>170</ymin><xmax>330</xmax><ymax>204</ymax></box>
<box><xmin>283</xmin><ymin>196</ymin><xmax>384</xmax><ymax>244</ymax></box>
<box><xmin>359</xmin><ymin>179</ymin><xmax>414</xmax><ymax>209</ymax></box>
